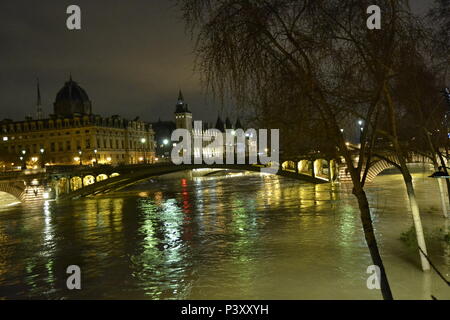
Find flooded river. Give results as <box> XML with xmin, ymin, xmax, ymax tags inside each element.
<box><xmin>0</xmin><ymin>166</ymin><xmax>448</xmax><ymax>299</ymax></box>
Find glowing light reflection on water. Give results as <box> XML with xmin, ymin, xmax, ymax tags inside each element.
<box><xmin>0</xmin><ymin>167</ymin><xmax>448</xmax><ymax>299</ymax></box>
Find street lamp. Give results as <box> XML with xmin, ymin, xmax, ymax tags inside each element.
<box><xmin>358</xmin><ymin>120</ymin><xmax>364</xmax><ymax>133</ymax></box>
<box><xmin>21</xmin><ymin>150</ymin><xmax>26</xmax><ymax>170</ymax></box>
<box><xmin>93</xmin><ymin>149</ymin><xmax>98</xmax><ymax>166</ymax></box>
<box><xmin>78</xmin><ymin>149</ymin><xmax>83</xmax><ymax>166</ymax></box>
<box><xmin>161</xmin><ymin>139</ymin><xmax>170</xmax><ymax>162</ymax></box>
<box><xmin>39</xmin><ymin>148</ymin><xmax>45</xmax><ymax>168</ymax></box>
<box><xmin>141</xmin><ymin>138</ymin><xmax>147</xmax><ymax>164</ymax></box>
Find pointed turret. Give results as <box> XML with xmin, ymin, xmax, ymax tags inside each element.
<box><xmin>225</xmin><ymin>116</ymin><xmax>232</xmax><ymax>129</ymax></box>
<box><xmin>235</xmin><ymin>117</ymin><xmax>243</xmax><ymax>130</ymax></box>
<box><xmin>174</xmin><ymin>90</ymin><xmax>192</xmax><ymax>130</ymax></box>
<box><xmin>215</xmin><ymin>116</ymin><xmax>225</xmax><ymax>132</ymax></box>
<box><xmin>36</xmin><ymin>78</ymin><xmax>43</xmax><ymax>120</ymax></box>
<box><xmin>175</xmin><ymin>90</ymin><xmax>191</xmax><ymax>114</ymax></box>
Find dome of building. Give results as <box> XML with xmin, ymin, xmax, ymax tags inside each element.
<box><xmin>54</xmin><ymin>76</ymin><xmax>92</xmax><ymax>116</ymax></box>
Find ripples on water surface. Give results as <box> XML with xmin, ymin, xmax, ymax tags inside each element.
<box><xmin>0</xmin><ymin>168</ymin><xmax>448</xmax><ymax>299</ymax></box>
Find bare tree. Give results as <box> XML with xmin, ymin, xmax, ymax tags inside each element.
<box><xmin>177</xmin><ymin>0</ymin><xmax>442</xmax><ymax>299</ymax></box>
<box><xmin>393</xmin><ymin>51</ymin><xmax>449</xmax><ymax>218</ymax></box>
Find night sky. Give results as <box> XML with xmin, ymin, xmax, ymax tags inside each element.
<box><xmin>0</xmin><ymin>0</ymin><xmax>432</xmax><ymax>124</ymax></box>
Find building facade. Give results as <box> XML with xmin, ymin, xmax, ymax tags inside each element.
<box><xmin>151</xmin><ymin>119</ymin><xmax>176</xmax><ymax>159</ymax></box>
<box><xmin>0</xmin><ymin>77</ymin><xmax>155</xmax><ymax>170</ymax></box>
<box><xmin>173</xmin><ymin>91</ymin><xmax>252</xmax><ymax>160</ymax></box>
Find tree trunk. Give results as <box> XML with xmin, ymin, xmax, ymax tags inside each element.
<box><xmin>339</xmin><ymin>132</ymin><xmax>393</xmax><ymax>300</ymax></box>
<box><xmin>401</xmin><ymin>169</ymin><xmax>431</xmax><ymax>271</ymax></box>
<box><xmin>384</xmin><ymin>85</ymin><xmax>430</xmax><ymax>271</ymax></box>
<box><xmin>353</xmin><ymin>185</ymin><xmax>394</xmax><ymax>300</ymax></box>
<box><xmin>437</xmin><ymin>177</ymin><xmax>448</xmax><ymax>218</ymax></box>
<box><xmin>423</xmin><ymin>130</ymin><xmax>449</xmax><ymax>218</ymax></box>
<box><xmin>436</xmin><ymin>150</ymin><xmax>450</xmax><ymax>211</ymax></box>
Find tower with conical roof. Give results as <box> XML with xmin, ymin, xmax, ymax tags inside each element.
<box><xmin>36</xmin><ymin>78</ymin><xmax>43</xmax><ymax>120</ymax></box>
<box><xmin>174</xmin><ymin>90</ymin><xmax>192</xmax><ymax>131</ymax></box>
<box><xmin>225</xmin><ymin>116</ymin><xmax>233</xmax><ymax>130</ymax></box>
<box><xmin>215</xmin><ymin>115</ymin><xmax>225</xmax><ymax>132</ymax></box>
<box><xmin>235</xmin><ymin>117</ymin><xmax>243</xmax><ymax>130</ymax></box>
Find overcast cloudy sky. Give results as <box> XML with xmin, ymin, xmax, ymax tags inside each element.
<box><xmin>0</xmin><ymin>0</ymin><xmax>432</xmax><ymax>123</ymax></box>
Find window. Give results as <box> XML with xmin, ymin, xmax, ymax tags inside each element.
<box><xmin>66</xmin><ymin>141</ymin><xmax>71</xmax><ymax>151</ymax></box>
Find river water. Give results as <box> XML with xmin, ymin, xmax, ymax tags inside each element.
<box><xmin>0</xmin><ymin>166</ymin><xmax>448</xmax><ymax>300</ymax></box>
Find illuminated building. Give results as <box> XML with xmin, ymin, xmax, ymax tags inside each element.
<box><xmin>0</xmin><ymin>77</ymin><xmax>155</xmax><ymax>169</ymax></box>
<box><xmin>174</xmin><ymin>90</ymin><xmax>250</xmax><ymax>159</ymax></box>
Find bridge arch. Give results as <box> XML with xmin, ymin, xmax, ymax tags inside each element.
<box><xmin>282</xmin><ymin>161</ymin><xmax>296</xmax><ymax>172</ymax></box>
<box><xmin>83</xmin><ymin>175</ymin><xmax>96</xmax><ymax>186</ymax></box>
<box><xmin>70</xmin><ymin>176</ymin><xmax>83</xmax><ymax>191</ymax></box>
<box><xmin>297</xmin><ymin>160</ymin><xmax>310</xmax><ymax>174</ymax></box>
<box><xmin>0</xmin><ymin>181</ymin><xmax>25</xmax><ymax>201</ymax></box>
<box><xmin>365</xmin><ymin>154</ymin><xmax>434</xmax><ymax>182</ymax></box>
<box><xmin>96</xmin><ymin>174</ymin><xmax>109</xmax><ymax>182</ymax></box>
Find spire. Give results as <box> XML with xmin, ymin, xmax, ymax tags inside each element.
<box><xmin>68</xmin><ymin>74</ymin><xmax>74</xmax><ymax>101</ymax></box>
<box><xmin>235</xmin><ymin>117</ymin><xmax>243</xmax><ymax>129</ymax></box>
<box><xmin>175</xmin><ymin>90</ymin><xmax>191</xmax><ymax>114</ymax></box>
<box><xmin>225</xmin><ymin>116</ymin><xmax>232</xmax><ymax>129</ymax></box>
<box><xmin>36</xmin><ymin>78</ymin><xmax>43</xmax><ymax>120</ymax></box>
<box><xmin>215</xmin><ymin>115</ymin><xmax>225</xmax><ymax>132</ymax></box>
<box><xmin>178</xmin><ymin>90</ymin><xmax>184</xmax><ymax>103</ymax></box>
<box><xmin>37</xmin><ymin>78</ymin><xmax>41</xmax><ymax>106</ymax></box>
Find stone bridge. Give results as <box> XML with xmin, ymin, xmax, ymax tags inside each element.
<box><xmin>0</xmin><ymin>152</ymin><xmax>438</xmax><ymax>202</ymax></box>
<box><xmin>338</xmin><ymin>152</ymin><xmax>436</xmax><ymax>183</ymax></box>
<box><xmin>0</xmin><ymin>171</ymin><xmax>51</xmax><ymax>203</ymax></box>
